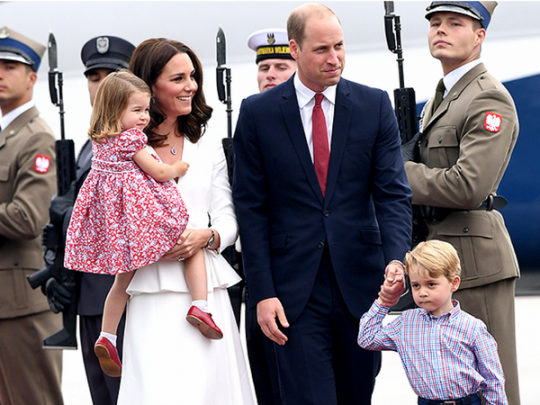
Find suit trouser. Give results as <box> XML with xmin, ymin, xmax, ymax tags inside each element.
<box><xmin>453</xmin><ymin>278</ymin><xmax>520</xmax><ymax>405</ymax></box>
<box><xmin>0</xmin><ymin>310</ymin><xmax>64</xmax><ymax>405</ymax></box>
<box><xmin>80</xmin><ymin>313</ymin><xmax>125</xmax><ymax>405</ymax></box>
<box><xmin>274</xmin><ymin>247</ymin><xmax>381</xmax><ymax>405</ymax></box>
<box><xmin>246</xmin><ymin>300</ymin><xmax>282</xmax><ymax>405</ymax></box>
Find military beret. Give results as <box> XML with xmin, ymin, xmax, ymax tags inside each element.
<box><xmin>425</xmin><ymin>1</ymin><xmax>497</xmax><ymax>29</ymax></box>
<box><xmin>81</xmin><ymin>35</ymin><xmax>135</xmax><ymax>75</ymax></box>
<box><xmin>0</xmin><ymin>26</ymin><xmax>45</xmax><ymax>71</ymax></box>
<box><xmin>247</xmin><ymin>28</ymin><xmax>294</xmax><ymax>64</ymax></box>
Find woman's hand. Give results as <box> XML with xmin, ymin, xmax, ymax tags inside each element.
<box><xmin>162</xmin><ymin>228</ymin><xmax>217</xmax><ymax>261</ymax></box>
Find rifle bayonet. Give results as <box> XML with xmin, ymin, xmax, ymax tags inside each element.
<box><xmin>216</xmin><ymin>26</ymin><xmax>226</xmax><ymax>68</ymax></box>
<box><xmin>47</xmin><ymin>32</ymin><xmax>75</xmax><ymax>196</ymax></box>
<box><xmin>48</xmin><ymin>33</ymin><xmax>60</xmax><ymax>107</ymax></box>
<box><xmin>215</xmin><ymin>26</ymin><xmax>232</xmax><ymax>137</ymax></box>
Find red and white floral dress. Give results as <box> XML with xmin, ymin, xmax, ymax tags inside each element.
<box><xmin>64</xmin><ymin>128</ymin><xmax>188</xmax><ymax>274</ymax></box>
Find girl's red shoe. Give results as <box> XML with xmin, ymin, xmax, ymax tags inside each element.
<box><xmin>94</xmin><ymin>336</ymin><xmax>122</xmax><ymax>377</ymax></box>
<box><xmin>186</xmin><ymin>305</ymin><xmax>224</xmax><ymax>340</ymax></box>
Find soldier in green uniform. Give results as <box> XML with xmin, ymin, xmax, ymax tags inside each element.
<box><xmin>402</xmin><ymin>2</ymin><xmax>521</xmax><ymax>403</ymax></box>
<box><xmin>0</xmin><ymin>26</ymin><xmax>63</xmax><ymax>405</ymax></box>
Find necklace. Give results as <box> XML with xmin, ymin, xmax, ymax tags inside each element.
<box><xmin>170</xmin><ymin>136</ymin><xmax>179</xmax><ymax>155</ymax></box>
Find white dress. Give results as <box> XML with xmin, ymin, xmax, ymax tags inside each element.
<box><xmin>117</xmin><ymin>137</ymin><xmax>256</xmax><ymax>405</ymax></box>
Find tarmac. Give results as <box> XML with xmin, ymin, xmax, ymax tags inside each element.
<box><xmin>61</xmin><ymin>282</ymin><xmax>539</xmax><ymax>404</ymax></box>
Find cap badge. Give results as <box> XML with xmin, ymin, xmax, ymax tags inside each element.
<box><xmin>267</xmin><ymin>33</ymin><xmax>276</xmax><ymax>45</ymax></box>
<box><xmin>484</xmin><ymin>112</ymin><xmax>502</xmax><ymax>133</ymax></box>
<box><xmin>96</xmin><ymin>37</ymin><xmax>109</xmax><ymax>54</ymax></box>
<box><xmin>0</xmin><ymin>27</ymin><xmax>9</xmax><ymax>39</ymax></box>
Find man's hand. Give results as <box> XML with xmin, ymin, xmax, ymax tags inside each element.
<box><xmin>401</xmin><ymin>132</ymin><xmax>422</xmax><ymax>163</ymax></box>
<box><xmin>257</xmin><ymin>297</ymin><xmax>289</xmax><ymax>345</ymax></box>
<box><xmin>378</xmin><ymin>262</ymin><xmax>406</xmax><ymax>307</ymax></box>
<box><xmin>44</xmin><ymin>277</ymin><xmax>72</xmax><ymax>313</ymax></box>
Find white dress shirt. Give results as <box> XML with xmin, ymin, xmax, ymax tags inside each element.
<box><xmin>442</xmin><ymin>59</ymin><xmax>483</xmax><ymax>98</ymax></box>
<box><xmin>294</xmin><ymin>73</ymin><xmax>337</xmax><ymax>162</ymax></box>
<box><xmin>0</xmin><ymin>100</ymin><xmax>34</xmax><ymax>129</ymax></box>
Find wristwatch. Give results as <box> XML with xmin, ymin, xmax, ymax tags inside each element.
<box><xmin>205</xmin><ymin>228</ymin><xmax>215</xmax><ymax>249</ymax></box>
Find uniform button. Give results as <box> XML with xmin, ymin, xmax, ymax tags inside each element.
<box><xmin>324</xmin><ymin>210</ymin><xmax>330</xmax><ymax>217</ymax></box>
<box><xmin>463</xmin><ymin>227</ymin><xmax>469</xmax><ymax>233</ymax></box>
<box><xmin>318</xmin><ymin>241</ymin><xmax>325</xmax><ymax>249</ymax></box>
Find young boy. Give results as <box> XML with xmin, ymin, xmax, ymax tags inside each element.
<box><xmin>358</xmin><ymin>240</ymin><xmax>508</xmax><ymax>405</ymax></box>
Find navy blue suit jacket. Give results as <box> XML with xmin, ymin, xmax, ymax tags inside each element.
<box><xmin>233</xmin><ymin>75</ymin><xmax>412</xmax><ymax>322</ymax></box>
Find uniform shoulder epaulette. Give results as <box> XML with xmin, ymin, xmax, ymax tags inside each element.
<box><xmin>477</xmin><ymin>73</ymin><xmax>498</xmax><ymax>91</ymax></box>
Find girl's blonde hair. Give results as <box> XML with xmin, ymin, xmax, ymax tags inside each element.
<box><xmin>89</xmin><ymin>70</ymin><xmax>151</xmax><ymax>142</ymax></box>
<box><xmin>405</xmin><ymin>240</ymin><xmax>461</xmax><ymax>281</ymax></box>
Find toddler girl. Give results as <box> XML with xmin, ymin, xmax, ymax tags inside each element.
<box><xmin>64</xmin><ymin>71</ymin><xmax>223</xmax><ymax>378</ymax></box>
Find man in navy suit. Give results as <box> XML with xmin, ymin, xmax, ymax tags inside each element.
<box><xmin>233</xmin><ymin>3</ymin><xmax>412</xmax><ymax>404</ymax></box>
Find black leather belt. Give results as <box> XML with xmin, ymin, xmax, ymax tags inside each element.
<box><xmin>473</xmin><ymin>195</ymin><xmax>507</xmax><ymax>211</ymax></box>
<box><xmin>418</xmin><ymin>392</ymin><xmax>480</xmax><ymax>405</ymax></box>
<box><xmin>420</xmin><ymin>195</ymin><xmax>508</xmax><ymax>222</ymax></box>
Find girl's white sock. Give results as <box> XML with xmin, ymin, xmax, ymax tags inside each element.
<box><xmin>100</xmin><ymin>331</ymin><xmax>117</xmax><ymax>347</ymax></box>
<box><xmin>192</xmin><ymin>300</ymin><xmax>209</xmax><ymax>313</ymax></box>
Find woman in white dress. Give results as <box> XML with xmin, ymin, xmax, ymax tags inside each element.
<box><xmin>117</xmin><ymin>38</ymin><xmax>255</xmax><ymax>405</ymax></box>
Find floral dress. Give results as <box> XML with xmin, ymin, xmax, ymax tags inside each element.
<box><xmin>64</xmin><ymin>128</ymin><xmax>188</xmax><ymax>274</ymax></box>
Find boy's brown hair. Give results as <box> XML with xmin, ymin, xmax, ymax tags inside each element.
<box><xmin>89</xmin><ymin>69</ymin><xmax>151</xmax><ymax>142</ymax></box>
<box><xmin>405</xmin><ymin>240</ymin><xmax>461</xmax><ymax>281</ymax></box>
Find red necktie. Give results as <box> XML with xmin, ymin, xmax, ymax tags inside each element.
<box><xmin>313</xmin><ymin>93</ymin><xmax>329</xmax><ymax>196</ymax></box>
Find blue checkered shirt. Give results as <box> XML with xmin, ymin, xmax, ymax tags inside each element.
<box><xmin>358</xmin><ymin>300</ymin><xmax>507</xmax><ymax>404</ymax></box>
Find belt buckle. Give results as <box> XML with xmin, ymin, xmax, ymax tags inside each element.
<box><xmin>443</xmin><ymin>402</ymin><xmax>457</xmax><ymax>405</ymax></box>
<box><xmin>486</xmin><ymin>194</ymin><xmax>494</xmax><ymax>211</ymax></box>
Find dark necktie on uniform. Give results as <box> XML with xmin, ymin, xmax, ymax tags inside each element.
<box><xmin>312</xmin><ymin>93</ymin><xmax>330</xmax><ymax>197</ymax></box>
<box><xmin>432</xmin><ymin>78</ymin><xmax>446</xmax><ymax>114</ymax></box>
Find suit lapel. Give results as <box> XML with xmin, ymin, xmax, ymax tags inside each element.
<box><xmin>279</xmin><ymin>77</ymin><xmax>324</xmax><ymax>204</ymax></box>
<box><xmin>324</xmin><ymin>79</ymin><xmax>351</xmax><ymax>205</ymax></box>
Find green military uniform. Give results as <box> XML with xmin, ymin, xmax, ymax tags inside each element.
<box><xmin>0</xmin><ymin>106</ymin><xmax>63</xmax><ymax>405</ymax></box>
<box><xmin>0</xmin><ymin>25</ymin><xmax>64</xmax><ymax>405</ymax></box>
<box><xmin>405</xmin><ymin>62</ymin><xmax>520</xmax><ymax>403</ymax></box>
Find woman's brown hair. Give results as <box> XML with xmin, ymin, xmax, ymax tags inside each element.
<box><xmin>89</xmin><ymin>70</ymin><xmax>151</xmax><ymax>142</ymax></box>
<box><xmin>129</xmin><ymin>38</ymin><xmax>212</xmax><ymax>147</ymax></box>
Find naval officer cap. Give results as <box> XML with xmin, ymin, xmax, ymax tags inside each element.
<box><xmin>247</xmin><ymin>28</ymin><xmax>294</xmax><ymax>64</ymax></box>
<box><xmin>81</xmin><ymin>36</ymin><xmax>135</xmax><ymax>75</ymax></box>
<box><xmin>0</xmin><ymin>26</ymin><xmax>45</xmax><ymax>71</ymax></box>
<box><xmin>425</xmin><ymin>1</ymin><xmax>497</xmax><ymax>29</ymax></box>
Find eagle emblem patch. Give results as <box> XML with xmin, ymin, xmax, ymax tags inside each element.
<box><xmin>96</xmin><ymin>37</ymin><xmax>109</xmax><ymax>54</ymax></box>
<box><xmin>34</xmin><ymin>154</ymin><xmax>51</xmax><ymax>173</ymax></box>
<box><xmin>484</xmin><ymin>112</ymin><xmax>502</xmax><ymax>133</ymax></box>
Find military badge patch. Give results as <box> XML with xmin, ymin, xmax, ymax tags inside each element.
<box><xmin>484</xmin><ymin>112</ymin><xmax>502</xmax><ymax>133</ymax></box>
<box><xmin>34</xmin><ymin>154</ymin><xmax>51</xmax><ymax>173</ymax></box>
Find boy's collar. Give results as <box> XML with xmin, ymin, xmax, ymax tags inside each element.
<box><xmin>421</xmin><ymin>299</ymin><xmax>461</xmax><ymax>320</ymax></box>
